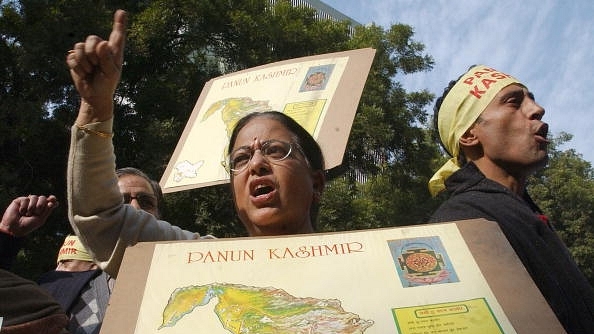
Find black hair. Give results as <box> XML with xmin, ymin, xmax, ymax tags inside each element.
<box><xmin>228</xmin><ymin>111</ymin><xmax>325</xmax><ymax>172</ymax></box>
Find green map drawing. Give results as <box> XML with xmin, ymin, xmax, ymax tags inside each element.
<box><xmin>201</xmin><ymin>97</ymin><xmax>272</xmax><ymax>137</ymax></box>
<box><xmin>159</xmin><ymin>283</ymin><xmax>374</xmax><ymax>333</ymax></box>
<box><xmin>172</xmin><ymin>97</ymin><xmax>272</xmax><ymax>183</ymax></box>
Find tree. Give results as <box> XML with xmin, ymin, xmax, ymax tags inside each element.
<box><xmin>318</xmin><ymin>23</ymin><xmax>441</xmax><ymax>231</ymax></box>
<box><xmin>111</xmin><ymin>0</ymin><xmax>440</xmax><ymax>237</ymax></box>
<box><xmin>528</xmin><ymin>132</ymin><xmax>594</xmax><ymax>285</ymax></box>
<box><xmin>112</xmin><ymin>0</ymin><xmax>357</xmax><ymax>237</ymax></box>
<box><xmin>9</xmin><ymin>0</ymin><xmax>590</xmax><ymax>286</ymax></box>
<box><xmin>0</xmin><ymin>0</ymin><xmax>106</xmax><ymax>277</ymax></box>
<box><xmin>1</xmin><ymin>0</ymin><xmax>439</xmax><ymax>279</ymax></box>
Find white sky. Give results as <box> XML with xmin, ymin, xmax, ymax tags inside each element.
<box><xmin>322</xmin><ymin>0</ymin><xmax>594</xmax><ymax>164</ymax></box>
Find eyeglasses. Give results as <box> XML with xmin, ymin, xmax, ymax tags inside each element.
<box><xmin>223</xmin><ymin>139</ymin><xmax>306</xmax><ymax>175</ymax></box>
<box><xmin>122</xmin><ymin>193</ymin><xmax>158</xmax><ymax>211</ymax></box>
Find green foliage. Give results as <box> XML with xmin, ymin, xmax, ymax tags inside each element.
<box><xmin>3</xmin><ymin>0</ymin><xmax>364</xmax><ymax>279</ymax></box>
<box><xmin>2</xmin><ymin>0</ymin><xmax>592</xmax><ymax>287</ymax></box>
<box><xmin>528</xmin><ymin>133</ymin><xmax>594</xmax><ymax>284</ymax></box>
<box><xmin>318</xmin><ymin>22</ymin><xmax>441</xmax><ymax>230</ymax></box>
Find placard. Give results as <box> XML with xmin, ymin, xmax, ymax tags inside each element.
<box><xmin>160</xmin><ymin>48</ymin><xmax>376</xmax><ymax>192</ymax></box>
<box><xmin>101</xmin><ymin>219</ymin><xmax>565</xmax><ymax>333</ymax></box>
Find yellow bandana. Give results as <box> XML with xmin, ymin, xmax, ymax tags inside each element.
<box><xmin>428</xmin><ymin>65</ymin><xmax>522</xmax><ymax>196</ymax></box>
<box><xmin>56</xmin><ymin>235</ymin><xmax>93</xmax><ymax>264</ymax></box>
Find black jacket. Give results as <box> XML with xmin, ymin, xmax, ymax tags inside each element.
<box><xmin>429</xmin><ymin>162</ymin><xmax>594</xmax><ymax>334</ymax></box>
<box><xmin>0</xmin><ymin>231</ymin><xmax>24</xmax><ymax>271</ymax></box>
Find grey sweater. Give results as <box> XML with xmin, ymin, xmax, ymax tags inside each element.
<box><xmin>67</xmin><ymin>119</ymin><xmax>213</xmax><ymax>278</ymax></box>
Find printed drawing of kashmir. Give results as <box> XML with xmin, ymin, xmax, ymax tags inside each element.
<box><xmin>158</xmin><ymin>283</ymin><xmax>374</xmax><ymax>333</ymax></box>
<box><xmin>173</xmin><ymin>97</ymin><xmax>272</xmax><ymax>182</ymax></box>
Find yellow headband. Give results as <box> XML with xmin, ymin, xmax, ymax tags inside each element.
<box><xmin>57</xmin><ymin>235</ymin><xmax>93</xmax><ymax>264</ymax></box>
<box><xmin>428</xmin><ymin>65</ymin><xmax>522</xmax><ymax>196</ymax></box>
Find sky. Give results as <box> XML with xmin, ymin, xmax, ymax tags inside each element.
<box><xmin>322</xmin><ymin>0</ymin><xmax>594</xmax><ymax>164</ymax></box>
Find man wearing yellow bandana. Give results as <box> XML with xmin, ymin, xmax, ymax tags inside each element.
<box><xmin>55</xmin><ymin>234</ymin><xmax>98</xmax><ymax>271</ymax></box>
<box><xmin>427</xmin><ymin>65</ymin><xmax>594</xmax><ymax>333</ymax></box>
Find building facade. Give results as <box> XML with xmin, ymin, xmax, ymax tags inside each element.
<box><xmin>273</xmin><ymin>0</ymin><xmax>361</xmax><ymax>35</ymax></box>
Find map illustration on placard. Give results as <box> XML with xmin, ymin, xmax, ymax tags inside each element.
<box><xmin>103</xmin><ymin>221</ymin><xmax>566</xmax><ymax>334</ymax></box>
<box><xmin>160</xmin><ymin>48</ymin><xmax>376</xmax><ymax>192</ymax></box>
<box><xmin>159</xmin><ymin>283</ymin><xmax>373</xmax><ymax>333</ymax></box>
<box><xmin>201</xmin><ymin>97</ymin><xmax>273</xmax><ymax>138</ymax></box>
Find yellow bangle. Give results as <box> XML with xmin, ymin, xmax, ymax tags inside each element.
<box><xmin>75</xmin><ymin>123</ymin><xmax>113</xmax><ymax>138</ymax></box>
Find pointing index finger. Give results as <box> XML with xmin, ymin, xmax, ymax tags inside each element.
<box><xmin>108</xmin><ymin>9</ymin><xmax>128</xmax><ymax>67</ymax></box>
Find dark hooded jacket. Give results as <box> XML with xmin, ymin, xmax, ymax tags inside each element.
<box><xmin>429</xmin><ymin>162</ymin><xmax>594</xmax><ymax>334</ymax></box>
